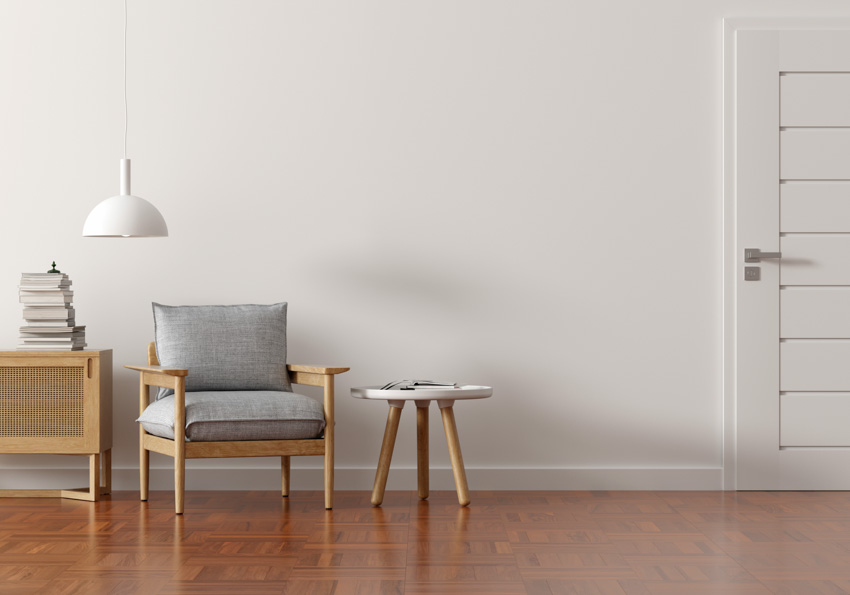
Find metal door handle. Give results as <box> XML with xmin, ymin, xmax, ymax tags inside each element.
<box><xmin>744</xmin><ymin>248</ymin><xmax>782</xmax><ymax>263</ymax></box>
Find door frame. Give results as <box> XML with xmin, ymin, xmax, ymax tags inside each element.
<box><xmin>723</xmin><ymin>18</ymin><xmax>850</xmax><ymax>490</ymax></box>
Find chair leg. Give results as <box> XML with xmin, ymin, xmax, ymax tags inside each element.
<box><xmin>139</xmin><ymin>375</ymin><xmax>150</xmax><ymax>501</ymax></box>
<box><xmin>140</xmin><ymin>446</ymin><xmax>149</xmax><ymax>501</ymax></box>
<box><xmin>323</xmin><ymin>375</ymin><xmax>335</xmax><ymax>510</ymax></box>
<box><xmin>281</xmin><ymin>456</ymin><xmax>290</xmax><ymax>497</ymax></box>
<box><xmin>174</xmin><ymin>451</ymin><xmax>185</xmax><ymax>515</ymax></box>
<box><xmin>174</xmin><ymin>378</ymin><xmax>186</xmax><ymax>515</ymax></box>
<box><xmin>324</xmin><ymin>443</ymin><xmax>334</xmax><ymax>510</ymax></box>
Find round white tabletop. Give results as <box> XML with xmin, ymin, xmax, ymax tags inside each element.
<box><xmin>351</xmin><ymin>385</ymin><xmax>492</xmax><ymax>402</ymax></box>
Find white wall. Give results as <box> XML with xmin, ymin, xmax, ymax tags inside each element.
<box><xmin>2</xmin><ymin>0</ymin><xmax>849</xmax><ymax>492</ymax></box>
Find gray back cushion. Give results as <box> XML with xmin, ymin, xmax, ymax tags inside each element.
<box><xmin>153</xmin><ymin>302</ymin><xmax>292</xmax><ymax>395</ymax></box>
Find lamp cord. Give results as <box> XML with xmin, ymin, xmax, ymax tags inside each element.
<box><xmin>123</xmin><ymin>0</ymin><xmax>128</xmax><ymax>159</ymax></box>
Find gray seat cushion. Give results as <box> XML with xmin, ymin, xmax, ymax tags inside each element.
<box><xmin>137</xmin><ymin>390</ymin><xmax>325</xmax><ymax>442</ymax></box>
<box><xmin>152</xmin><ymin>302</ymin><xmax>292</xmax><ymax>397</ymax></box>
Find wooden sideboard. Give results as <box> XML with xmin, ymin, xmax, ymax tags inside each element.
<box><xmin>0</xmin><ymin>349</ymin><xmax>112</xmax><ymax>501</ymax></box>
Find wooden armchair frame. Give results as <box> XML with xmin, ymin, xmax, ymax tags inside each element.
<box><xmin>126</xmin><ymin>342</ymin><xmax>349</xmax><ymax>514</ymax></box>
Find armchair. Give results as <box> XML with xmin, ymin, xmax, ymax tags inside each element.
<box><xmin>126</xmin><ymin>303</ymin><xmax>348</xmax><ymax>514</ymax></box>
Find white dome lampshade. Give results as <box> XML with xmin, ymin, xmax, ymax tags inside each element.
<box><xmin>83</xmin><ymin>159</ymin><xmax>168</xmax><ymax>237</ymax></box>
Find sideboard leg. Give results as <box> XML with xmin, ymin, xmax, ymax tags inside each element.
<box><xmin>89</xmin><ymin>453</ymin><xmax>101</xmax><ymax>502</ymax></box>
<box><xmin>102</xmin><ymin>449</ymin><xmax>112</xmax><ymax>495</ymax></box>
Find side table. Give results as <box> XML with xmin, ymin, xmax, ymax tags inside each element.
<box><xmin>0</xmin><ymin>350</ymin><xmax>113</xmax><ymax>501</ymax></box>
<box><xmin>352</xmin><ymin>385</ymin><xmax>492</xmax><ymax>506</ymax></box>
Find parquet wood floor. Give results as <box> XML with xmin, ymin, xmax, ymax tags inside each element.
<box><xmin>2</xmin><ymin>491</ymin><xmax>850</xmax><ymax>593</ymax></box>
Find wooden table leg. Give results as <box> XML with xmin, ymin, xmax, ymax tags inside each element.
<box><xmin>416</xmin><ymin>401</ymin><xmax>430</xmax><ymax>500</ymax></box>
<box><xmin>371</xmin><ymin>402</ymin><xmax>404</xmax><ymax>506</ymax></box>
<box><xmin>439</xmin><ymin>400</ymin><xmax>470</xmax><ymax>506</ymax></box>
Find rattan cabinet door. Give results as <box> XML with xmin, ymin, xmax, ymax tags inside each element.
<box><xmin>0</xmin><ymin>355</ymin><xmax>98</xmax><ymax>454</ymax></box>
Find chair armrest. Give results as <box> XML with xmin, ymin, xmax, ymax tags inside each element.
<box><xmin>287</xmin><ymin>364</ymin><xmax>350</xmax><ymax>375</ymax></box>
<box><xmin>128</xmin><ymin>364</ymin><xmax>346</xmax><ymax>376</ymax></box>
<box><xmin>125</xmin><ymin>364</ymin><xmax>189</xmax><ymax>377</ymax></box>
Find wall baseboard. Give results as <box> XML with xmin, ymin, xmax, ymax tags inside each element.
<box><xmin>0</xmin><ymin>466</ymin><xmax>724</xmax><ymax>491</ymax></box>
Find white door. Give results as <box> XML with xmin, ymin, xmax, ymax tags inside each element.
<box><xmin>731</xmin><ymin>24</ymin><xmax>850</xmax><ymax>489</ymax></box>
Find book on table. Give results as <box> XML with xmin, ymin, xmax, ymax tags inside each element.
<box><xmin>19</xmin><ymin>326</ymin><xmax>85</xmax><ymax>334</ymax></box>
<box><xmin>20</xmin><ymin>294</ymin><xmax>73</xmax><ymax>304</ymax></box>
<box><xmin>22</xmin><ymin>307</ymin><xmax>74</xmax><ymax>319</ymax></box>
<box><xmin>19</xmin><ymin>285</ymin><xmax>72</xmax><ymax>291</ymax></box>
<box><xmin>18</xmin><ymin>336</ymin><xmax>86</xmax><ymax>344</ymax></box>
<box><xmin>19</xmin><ymin>342</ymin><xmax>86</xmax><ymax>348</ymax></box>
<box><xmin>23</xmin><ymin>320</ymin><xmax>76</xmax><ymax>327</ymax></box>
<box><xmin>379</xmin><ymin>379</ymin><xmax>459</xmax><ymax>390</ymax></box>
<box><xmin>19</xmin><ymin>331</ymin><xmax>86</xmax><ymax>340</ymax></box>
<box><xmin>19</xmin><ymin>286</ymin><xmax>73</xmax><ymax>292</ymax></box>
<box><xmin>21</xmin><ymin>273</ymin><xmax>71</xmax><ymax>283</ymax></box>
<box><xmin>20</xmin><ymin>274</ymin><xmax>70</xmax><ymax>286</ymax></box>
<box><xmin>16</xmin><ymin>344</ymin><xmax>87</xmax><ymax>351</ymax></box>
<box><xmin>18</xmin><ymin>338</ymin><xmax>86</xmax><ymax>349</ymax></box>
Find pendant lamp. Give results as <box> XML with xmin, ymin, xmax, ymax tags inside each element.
<box><xmin>83</xmin><ymin>0</ymin><xmax>167</xmax><ymax>238</ymax></box>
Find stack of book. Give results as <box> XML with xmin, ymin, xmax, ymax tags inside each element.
<box><xmin>17</xmin><ymin>272</ymin><xmax>86</xmax><ymax>351</ymax></box>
